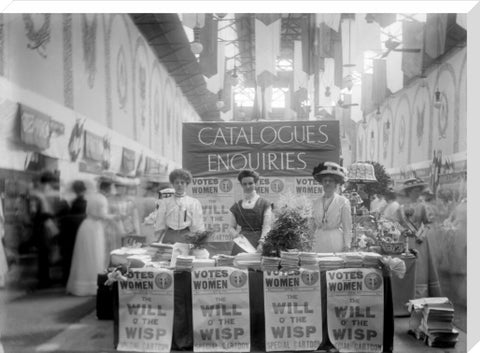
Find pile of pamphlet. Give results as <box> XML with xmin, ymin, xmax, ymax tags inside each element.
<box><xmin>261</xmin><ymin>256</ymin><xmax>281</xmax><ymax>271</ymax></box>
<box><xmin>280</xmin><ymin>251</ymin><xmax>300</xmax><ymax>271</ymax></box>
<box><xmin>174</xmin><ymin>255</ymin><xmax>195</xmax><ymax>271</ymax></box>
<box><xmin>317</xmin><ymin>256</ymin><xmax>345</xmax><ymax>271</ymax></box>
<box><xmin>192</xmin><ymin>259</ymin><xmax>216</xmax><ymax>268</ymax></box>
<box><xmin>298</xmin><ymin>252</ymin><xmax>318</xmax><ymax>267</ymax></box>
<box><xmin>407</xmin><ymin>297</ymin><xmax>458</xmax><ymax>348</ymax></box>
<box><xmin>234</xmin><ymin>253</ymin><xmax>262</xmax><ymax>270</ymax></box>
<box><xmin>213</xmin><ymin>254</ymin><xmax>235</xmax><ymax>267</ymax></box>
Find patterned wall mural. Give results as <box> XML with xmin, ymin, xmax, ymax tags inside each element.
<box><xmin>0</xmin><ymin>13</ymin><xmax>201</xmax><ymax>173</ymax></box>
<box><xmin>356</xmin><ymin>46</ymin><xmax>466</xmax><ymax>176</ymax></box>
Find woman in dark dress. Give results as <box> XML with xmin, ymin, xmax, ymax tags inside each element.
<box><xmin>229</xmin><ymin>170</ymin><xmax>272</xmax><ymax>255</ymax></box>
<box><xmin>60</xmin><ymin>180</ymin><xmax>87</xmax><ymax>284</ymax></box>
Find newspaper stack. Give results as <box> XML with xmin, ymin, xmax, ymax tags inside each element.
<box><xmin>316</xmin><ymin>252</ymin><xmax>336</xmax><ymax>258</ymax></box>
<box><xmin>407</xmin><ymin>297</ymin><xmax>459</xmax><ymax>348</ymax></box>
<box><xmin>261</xmin><ymin>256</ymin><xmax>281</xmax><ymax>271</ymax></box>
<box><xmin>150</xmin><ymin>243</ymin><xmax>174</xmax><ymax>263</ymax></box>
<box><xmin>110</xmin><ymin>247</ymin><xmax>152</xmax><ymax>267</ymax></box>
<box><xmin>340</xmin><ymin>252</ymin><xmax>364</xmax><ymax>268</ymax></box>
<box><xmin>299</xmin><ymin>252</ymin><xmax>318</xmax><ymax>267</ymax></box>
<box><xmin>212</xmin><ymin>254</ymin><xmax>235</xmax><ymax>267</ymax></box>
<box><xmin>192</xmin><ymin>259</ymin><xmax>216</xmax><ymax>268</ymax></box>
<box><xmin>317</xmin><ymin>256</ymin><xmax>345</xmax><ymax>271</ymax></box>
<box><xmin>234</xmin><ymin>253</ymin><xmax>262</xmax><ymax>270</ymax></box>
<box><xmin>174</xmin><ymin>255</ymin><xmax>195</xmax><ymax>271</ymax></box>
<box><xmin>280</xmin><ymin>251</ymin><xmax>300</xmax><ymax>271</ymax></box>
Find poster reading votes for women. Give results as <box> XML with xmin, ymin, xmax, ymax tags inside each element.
<box><xmin>191</xmin><ymin>267</ymin><xmax>250</xmax><ymax>352</ymax></box>
<box><xmin>263</xmin><ymin>269</ymin><xmax>323</xmax><ymax>352</ymax></box>
<box><xmin>117</xmin><ymin>268</ymin><xmax>174</xmax><ymax>353</ymax></box>
<box><xmin>326</xmin><ymin>268</ymin><xmax>384</xmax><ymax>353</ymax></box>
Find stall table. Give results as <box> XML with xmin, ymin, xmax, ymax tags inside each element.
<box><xmin>111</xmin><ymin>267</ymin><xmax>394</xmax><ymax>352</ymax></box>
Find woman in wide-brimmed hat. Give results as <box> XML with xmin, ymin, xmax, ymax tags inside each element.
<box><xmin>311</xmin><ymin>161</ymin><xmax>352</xmax><ymax>253</ymax></box>
<box><xmin>398</xmin><ymin>177</ymin><xmax>442</xmax><ymax>298</ymax></box>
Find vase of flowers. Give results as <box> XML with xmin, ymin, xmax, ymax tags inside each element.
<box><xmin>185</xmin><ymin>230</ymin><xmax>212</xmax><ymax>259</ymax></box>
<box><xmin>261</xmin><ymin>193</ymin><xmax>314</xmax><ymax>257</ymax></box>
<box><xmin>375</xmin><ymin>218</ymin><xmax>405</xmax><ymax>254</ymax></box>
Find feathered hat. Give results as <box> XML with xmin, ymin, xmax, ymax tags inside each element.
<box><xmin>312</xmin><ymin>161</ymin><xmax>348</xmax><ymax>183</ymax></box>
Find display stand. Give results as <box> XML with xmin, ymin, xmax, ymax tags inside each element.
<box><xmin>110</xmin><ymin>266</ymin><xmax>394</xmax><ymax>352</ymax></box>
<box><xmin>346</xmin><ymin>162</ymin><xmax>378</xmax><ymax>249</ymax></box>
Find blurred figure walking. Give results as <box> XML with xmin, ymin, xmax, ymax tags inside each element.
<box><xmin>29</xmin><ymin>170</ymin><xmax>63</xmax><ymax>289</ymax></box>
<box><xmin>66</xmin><ymin>189</ymin><xmax>112</xmax><ymax>296</ymax></box>
<box><xmin>59</xmin><ymin>180</ymin><xmax>87</xmax><ymax>285</ymax></box>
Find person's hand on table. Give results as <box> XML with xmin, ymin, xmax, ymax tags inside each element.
<box><xmin>256</xmin><ymin>241</ymin><xmax>264</xmax><ymax>253</ymax></box>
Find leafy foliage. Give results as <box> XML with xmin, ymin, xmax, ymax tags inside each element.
<box><xmin>185</xmin><ymin>230</ymin><xmax>213</xmax><ymax>249</ymax></box>
<box><xmin>262</xmin><ymin>194</ymin><xmax>314</xmax><ymax>257</ymax></box>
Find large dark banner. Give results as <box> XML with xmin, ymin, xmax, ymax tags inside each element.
<box><xmin>183</xmin><ymin>121</ymin><xmax>340</xmax><ymax>177</ymax></box>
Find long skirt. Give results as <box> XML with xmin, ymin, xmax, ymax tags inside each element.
<box><xmin>312</xmin><ymin>228</ymin><xmax>344</xmax><ymax>253</ymax></box>
<box><xmin>408</xmin><ymin>230</ymin><xmax>442</xmax><ymax>298</ymax></box>
<box><xmin>66</xmin><ymin>218</ymin><xmax>106</xmax><ymax>296</ymax></box>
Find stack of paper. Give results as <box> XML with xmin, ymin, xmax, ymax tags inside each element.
<box><xmin>262</xmin><ymin>256</ymin><xmax>281</xmax><ymax>271</ymax></box>
<box><xmin>150</xmin><ymin>243</ymin><xmax>174</xmax><ymax>263</ymax></box>
<box><xmin>299</xmin><ymin>252</ymin><xmax>318</xmax><ymax>267</ymax></box>
<box><xmin>212</xmin><ymin>254</ymin><xmax>235</xmax><ymax>267</ymax></box>
<box><xmin>234</xmin><ymin>253</ymin><xmax>262</xmax><ymax>270</ymax></box>
<box><xmin>407</xmin><ymin>297</ymin><xmax>458</xmax><ymax>348</ymax></box>
<box><xmin>316</xmin><ymin>252</ymin><xmax>336</xmax><ymax>258</ymax></box>
<box><xmin>280</xmin><ymin>251</ymin><xmax>300</xmax><ymax>271</ymax></box>
<box><xmin>317</xmin><ymin>256</ymin><xmax>345</xmax><ymax>271</ymax></box>
<box><xmin>422</xmin><ymin>302</ymin><xmax>458</xmax><ymax>347</ymax></box>
<box><xmin>340</xmin><ymin>252</ymin><xmax>364</xmax><ymax>268</ymax></box>
<box><xmin>174</xmin><ymin>255</ymin><xmax>195</xmax><ymax>271</ymax></box>
<box><xmin>110</xmin><ymin>247</ymin><xmax>152</xmax><ymax>267</ymax></box>
<box><xmin>192</xmin><ymin>259</ymin><xmax>216</xmax><ymax>268</ymax></box>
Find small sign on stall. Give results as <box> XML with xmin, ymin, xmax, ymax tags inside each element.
<box><xmin>191</xmin><ymin>266</ymin><xmax>250</xmax><ymax>352</ymax></box>
<box><xmin>117</xmin><ymin>268</ymin><xmax>174</xmax><ymax>352</ymax></box>
<box><xmin>263</xmin><ymin>269</ymin><xmax>323</xmax><ymax>352</ymax></box>
<box><xmin>326</xmin><ymin>268</ymin><xmax>384</xmax><ymax>353</ymax></box>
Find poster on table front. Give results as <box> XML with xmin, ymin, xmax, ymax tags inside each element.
<box><xmin>117</xmin><ymin>268</ymin><xmax>174</xmax><ymax>352</ymax></box>
<box><xmin>191</xmin><ymin>266</ymin><xmax>250</xmax><ymax>352</ymax></box>
<box><xmin>326</xmin><ymin>268</ymin><xmax>384</xmax><ymax>353</ymax></box>
<box><xmin>263</xmin><ymin>269</ymin><xmax>323</xmax><ymax>352</ymax></box>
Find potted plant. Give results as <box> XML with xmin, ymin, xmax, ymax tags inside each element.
<box><xmin>262</xmin><ymin>193</ymin><xmax>314</xmax><ymax>257</ymax></box>
<box><xmin>185</xmin><ymin>230</ymin><xmax>213</xmax><ymax>259</ymax></box>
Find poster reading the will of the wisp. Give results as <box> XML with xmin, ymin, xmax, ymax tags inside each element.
<box><xmin>263</xmin><ymin>269</ymin><xmax>323</xmax><ymax>351</ymax></box>
<box><xmin>117</xmin><ymin>268</ymin><xmax>174</xmax><ymax>352</ymax></box>
<box><xmin>326</xmin><ymin>268</ymin><xmax>384</xmax><ymax>353</ymax></box>
<box><xmin>191</xmin><ymin>267</ymin><xmax>250</xmax><ymax>352</ymax></box>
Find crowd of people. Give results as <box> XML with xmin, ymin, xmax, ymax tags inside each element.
<box><xmin>0</xmin><ymin>162</ymin><xmax>467</xmax><ymax>299</ymax></box>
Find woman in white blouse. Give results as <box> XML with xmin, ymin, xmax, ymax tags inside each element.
<box><xmin>311</xmin><ymin>162</ymin><xmax>352</xmax><ymax>253</ymax></box>
<box><xmin>154</xmin><ymin>169</ymin><xmax>205</xmax><ymax>244</ymax></box>
<box><xmin>228</xmin><ymin>169</ymin><xmax>272</xmax><ymax>254</ymax></box>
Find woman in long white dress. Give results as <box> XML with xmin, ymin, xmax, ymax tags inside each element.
<box><xmin>311</xmin><ymin>162</ymin><xmax>352</xmax><ymax>253</ymax></box>
<box><xmin>66</xmin><ymin>192</ymin><xmax>110</xmax><ymax>296</ymax></box>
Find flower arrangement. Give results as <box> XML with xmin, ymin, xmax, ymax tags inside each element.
<box><xmin>262</xmin><ymin>193</ymin><xmax>314</xmax><ymax>257</ymax></box>
<box><xmin>185</xmin><ymin>230</ymin><xmax>213</xmax><ymax>249</ymax></box>
<box><xmin>354</xmin><ymin>214</ymin><xmax>407</xmax><ymax>254</ymax></box>
<box><xmin>376</xmin><ymin>218</ymin><xmax>402</xmax><ymax>242</ymax></box>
